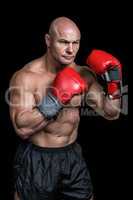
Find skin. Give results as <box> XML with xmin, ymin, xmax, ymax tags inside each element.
<box><xmin>9</xmin><ymin>17</ymin><xmax>120</xmax><ymax>200</ymax></box>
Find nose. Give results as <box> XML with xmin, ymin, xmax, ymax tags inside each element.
<box><xmin>66</xmin><ymin>43</ymin><xmax>73</xmax><ymax>54</ymax></box>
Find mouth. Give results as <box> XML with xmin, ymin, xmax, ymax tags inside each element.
<box><xmin>62</xmin><ymin>56</ymin><xmax>74</xmax><ymax>60</ymax></box>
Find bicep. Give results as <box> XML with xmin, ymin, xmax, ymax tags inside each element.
<box><xmin>10</xmin><ymin>87</ymin><xmax>36</xmax><ymax>110</ymax></box>
<box><xmin>9</xmin><ymin>76</ymin><xmax>36</xmax><ymax>124</ymax></box>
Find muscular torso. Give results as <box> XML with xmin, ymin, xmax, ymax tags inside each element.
<box><xmin>31</xmin><ymin>108</ymin><xmax>80</xmax><ymax>147</ymax></box>
<box><xmin>30</xmin><ymin>69</ymin><xmax>81</xmax><ymax>147</ymax></box>
<box><xmin>11</xmin><ymin>56</ymin><xmax>83</xmax><ymax>147</ymax></box>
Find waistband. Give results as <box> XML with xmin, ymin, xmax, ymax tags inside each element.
<box><xmin>28</xmin><ymin>141</ymin><xmax>79</xmax><ymax>153</ymax></box>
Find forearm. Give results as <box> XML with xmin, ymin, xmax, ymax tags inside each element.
<box><xmin>87</xmin><ymin>87</ymin><xmax>121</xmax><ymax>120</ymax></box>
<box><xmin>102</xmin><ymin>96</ymin><xmax>121</xmax><ymax>119</ymax></box>
<box><xmin>15</xmin><ymin>108</ymin><xmax>50</xmax><ymax>139</ymax></box>
<box><xmin>91</xmin><ymin>98</ymin><xmax>121</xmax><ymax>120</ymax></box>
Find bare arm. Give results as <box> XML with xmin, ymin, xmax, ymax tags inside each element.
<box><xmin>9</xmin><ymin>71</ymin><xmax>49</xmax><ymax>139</ymax></box>
<box><xmin>77</xmin><ymin>66</ymin><xmax>121</xmax><ymax>120</ymax></box>
<box><xmin>86</xmin><ymin>81</ymin><xmax>121</xmax><ymax>120</ymax></box>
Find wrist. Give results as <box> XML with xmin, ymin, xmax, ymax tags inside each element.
<box><xmin>107</xmin><ymin>82</ymin><xmax>122</xmax><ymax>100</ymax></box>
<box><xmin>37</xmin><ymin>92</ymin><xmax>62</xmax><ymax>120</ymax></box>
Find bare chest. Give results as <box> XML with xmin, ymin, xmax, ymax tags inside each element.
<box><xmin>56</xmin><ymin>107</ymin><xmax>80</xmax><ymax>124</ymax></box>
<box><xmin>33</xmin><ymin>74</ymin><xmax>55</xmax><ymax>102</ymax></box>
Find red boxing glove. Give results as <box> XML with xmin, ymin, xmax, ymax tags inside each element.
<box><xmin>52</xmin><ymin>67</ymin><xmax>88</xmax><ymax>104</ymax></box>
<box><xmin>86</xmin><ymin>49</ymin><xmax>122</xmax><ymax>99</ymax></box>
<box><xmin>38</xmin><ymin>67</ymin><xmax>88</xmax><ymax>119</ymax></box>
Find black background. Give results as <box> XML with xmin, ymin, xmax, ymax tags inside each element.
<box><xmin>1</xmin><ymin>2</ymin><xmax>129</xmax><ymax>200</ymax></box>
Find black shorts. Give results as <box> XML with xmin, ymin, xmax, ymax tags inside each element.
<box><xmin>14</xmin><ymin>141</ymin><xmax>93</xmax><ymax>200</ymax></box>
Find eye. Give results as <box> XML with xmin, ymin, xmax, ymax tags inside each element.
<box><xmin>64</xmin><ymin>41</ymin><xmax>69</xmax><ymax>44</ymax></box>
<box><xmin>73</xmin><ymin>41</ymin><xmax>80</xmax><ymax>45</ymax></box>
<box><xmin>59</xmin><ymin>40</ymin><xmax>69</xmax><ymax>44</ymax></box>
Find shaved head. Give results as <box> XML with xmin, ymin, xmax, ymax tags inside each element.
<box><xmin>45</xmin><ymin>17</ymin><xmax>81</xmax><ymax>66</ymax></box>
<box><xmin>49</xmin><ymin>17</ymin><xmax>81</xmax><ymax>38</ymax></box>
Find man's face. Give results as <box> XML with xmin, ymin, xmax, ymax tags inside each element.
<box><xmin>48</xmin><ymin>27</ymin><xmax>80</xmax><ymax>65</ymax></box>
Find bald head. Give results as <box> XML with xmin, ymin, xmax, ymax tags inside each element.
<box><xmin>45</xmin><ymin>17</ymin><xmax>81</xmax><ymax>66</ymax></box>
<box><xmin>49</xmin><ymin>17</ymin><xmax>81</xmax><ymax>38</ymax></box>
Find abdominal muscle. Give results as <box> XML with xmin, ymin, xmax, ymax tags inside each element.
<box><xmin>30</xmin><ymin>108</ymin><xmax>80</xmax><ymax>147</ymax></box>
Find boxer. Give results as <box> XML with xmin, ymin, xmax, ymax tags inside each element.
<box><xmin>9</xmin><ymin>17</ymin><xmax>122</xmax><ymax>200</ymax></box>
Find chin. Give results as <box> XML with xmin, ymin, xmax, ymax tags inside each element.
<box><xmin>59</xmin><ymin>57</ymin><xmax>74</xmax><ymax>66</ymax></box>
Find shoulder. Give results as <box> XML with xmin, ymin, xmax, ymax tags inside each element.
<box><xmin>76</xmin><ymin>65</ymin><xmax>97</xmax><ymax>84</ymax></box>
<box><xmin>10</xmin><ymin>69</ymin><xmax>31</xmax><ymax>86</ymax></box>
<box><xmin>10</xmin><ymin>56</ymin><xmax>45</xmax><ymax>88</ymax></box>
<box><xmin>76</xmin><ymin>65</ymin><xmax>96</xmax><ymax>77</ymax></box>
<box><xmin>9</xmin><ymin>68</ymin><xmax>37</xmax><ymax>93</ymax></box>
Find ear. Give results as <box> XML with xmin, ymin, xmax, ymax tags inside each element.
<box><xmin>45</xmin><ymin>34</ymin><xmax>51</xmax><ymax>48</ymax></box>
